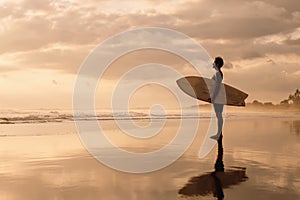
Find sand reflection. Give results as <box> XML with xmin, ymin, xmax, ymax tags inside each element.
<box><xmin>290</xmin><ymin>120</ymin><xmax>300</xmax><ymax>135</ymax></box>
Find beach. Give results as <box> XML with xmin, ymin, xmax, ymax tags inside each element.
<box><xmin>0</xmin><ymin>111</ymin><xmax>299</xmax><ymax>200</ymax></box>
<box><xmin>1</xmin><ymin>0</ymin><xmax>300</xmax><ymax>199</ymax></box>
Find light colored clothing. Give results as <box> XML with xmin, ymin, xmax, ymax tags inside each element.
<box><xmin>212</xmin><ymin>64</ymin><xmax>223</xmax><ymax>83</ymax></box>
<box><xmin>211</xmin><ymin>67</ymin><xmax>223</xmax><ymax>103</ymax></box>
<box><xmin>212</xmin><ymin>70</ymin><xmax>223</xmax><ymax>83</ymax></box>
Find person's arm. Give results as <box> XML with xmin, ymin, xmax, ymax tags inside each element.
<box><xmin>211</xmin><ymin>83</ymin><xmax>221</xmax><ymax>102</ymax></box>
<box><xmin>210</xmin><ymin>72</ymin><xmax>222</xmax><ymax>103</ymax></box>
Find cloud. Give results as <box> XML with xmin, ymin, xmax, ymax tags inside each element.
<box><xmin>0</xmin><ymin>0</ymin><xmax>130</xmax><ymax>54</ymax></box>
<box><xmin>167</xmin><ymin>0</ymin><xmax>300</xmax><ymax>64</ymax></box>
<box><xmin>223</xmin><ymin>61</ymin><xmax>233</xmax><ymax>69</ymax></box>
<box><xmin>224</xmin><ymin>57</ymin><xmax>300</xmax><ymax>102</ymax></box>
<box><xmin>1</xmin><ymin>0</ymin><xmax>299</xmax><ymax>72</ymax></box>
<box><xmin>0</xmin><ymin>0</ymin><xmax>299</xmax><ymax>105</ymax></box>
<box><xmin>174</xmin><ymin>0</ymin><xmax>298</xmax><ymax>39</ymax></box>
<box><xmin>284</xmin><ymin>38</ymin><xmax>300</xmax><ymax>46</ymax></box>
<box><xmin>52</xmin><ymin>79</ymin><xmax>58</xmax><ymax>85</ymax></box>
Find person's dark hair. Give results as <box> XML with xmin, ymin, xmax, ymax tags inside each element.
<box><xmin>214</xmin><ymin>57</ymin><xmax>224</xmax><ymax>69</ymax></box>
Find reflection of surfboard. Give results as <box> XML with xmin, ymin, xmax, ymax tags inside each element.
<box><xmin>179</xmin><ymin>167</ymin><xmax>248</xmax><ymax>197</ymax></box>
<box><xmin>176</xmin><ymin>76</ymin><xmax>248</xmax><ymax>106</ymax></box>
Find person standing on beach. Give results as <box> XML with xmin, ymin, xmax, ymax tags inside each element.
<box><xmin>209</xmin><ymin>57</ymin><xmax>224</xmax><ymax>140</ymax></box>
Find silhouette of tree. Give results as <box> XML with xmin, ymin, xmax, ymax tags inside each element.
<box><xmin>287</xmin><ymin>89</ymin><xmax>300</xmax><ymax>106</ymax></box>
<box><xmin>247</xmin><ymin>90</ymin><xmax>299</xmax><ymax>109</ymax></box>
<box><xmin>278</xmin><ymin>89</ymin><xmax>299</xmax><ymax>108</ymax></box>
<box><xmin>280</xmin><ymin>99</ymin><xmax>289</xmax><ymax>105</ymax></box>
<box><xmin>264</xmin><ymin>102</ymin><xmax>274</xmax><ymax>106</ymax></box>
<box><xmin>252</xmin><ymin>100</ymin><xmax>263</xmax><ymax>106</ymax></box>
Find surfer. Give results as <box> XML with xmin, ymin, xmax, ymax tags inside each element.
<box><xmin>209</xmin><ymin>57</ymin><xmax>224</xmax><ymax>140</ymax></box>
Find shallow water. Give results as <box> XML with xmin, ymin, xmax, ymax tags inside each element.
<box><xmin>0</xmin><ymin>116</ymin><xmax>299</xmax><ymax>199</ymax></box>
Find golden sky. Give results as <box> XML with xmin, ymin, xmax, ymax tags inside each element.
<box><xmin>0</xmin><ymin>0</ymin><xmax>299</xmax><ymax>109</ymax></box>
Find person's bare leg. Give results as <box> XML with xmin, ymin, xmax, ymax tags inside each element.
<box><xmin>210</xmin><ymin>112</ymin><xmax>223</xmax><ymax>140</ymax></box>
<box><xmin>216</xmin><ymin>112</ymin><xmax>223</xmax><ymax>135</ymax></box>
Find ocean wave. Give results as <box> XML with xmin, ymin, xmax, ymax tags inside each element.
<box><xmin>0</xmin><ymin>109</ymin><xmax>299</xmax><ymax>124</ymax></box>
<box><xmin>0</xmin><ymin>110</ymin><xmax>204</xmax><ymax>124</ymax></box>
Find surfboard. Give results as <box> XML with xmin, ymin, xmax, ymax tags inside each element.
<box><xmin>176</xmin><ymin>76</ymin><xmax>248</xmax><ymax>106</ymax></box>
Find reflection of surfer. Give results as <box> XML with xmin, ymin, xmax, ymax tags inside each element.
<box><xmin>178</xmin><ymin>133</ymin><xmax>248</xmax><ymax>199</ymax></box>
<box><xmin>209</xmin><ymin>57</ymin><xmax>224</xmax><ymax>140</ymax></box>
<box><xmin>212</xmin><ymin>134</ymin><xmax>225</xmax><ymax>199</ymax></box>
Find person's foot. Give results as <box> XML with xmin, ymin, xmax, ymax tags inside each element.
<box><xmin>210</xmin><ymin>134</ymin><xmax>220</xmax><ymax>140</ymax></box>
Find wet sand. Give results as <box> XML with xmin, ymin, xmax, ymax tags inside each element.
<box><xmin>0</xmin><ymin>117</ymin><xmax>299</xmax><ymax>200</ymax></box>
